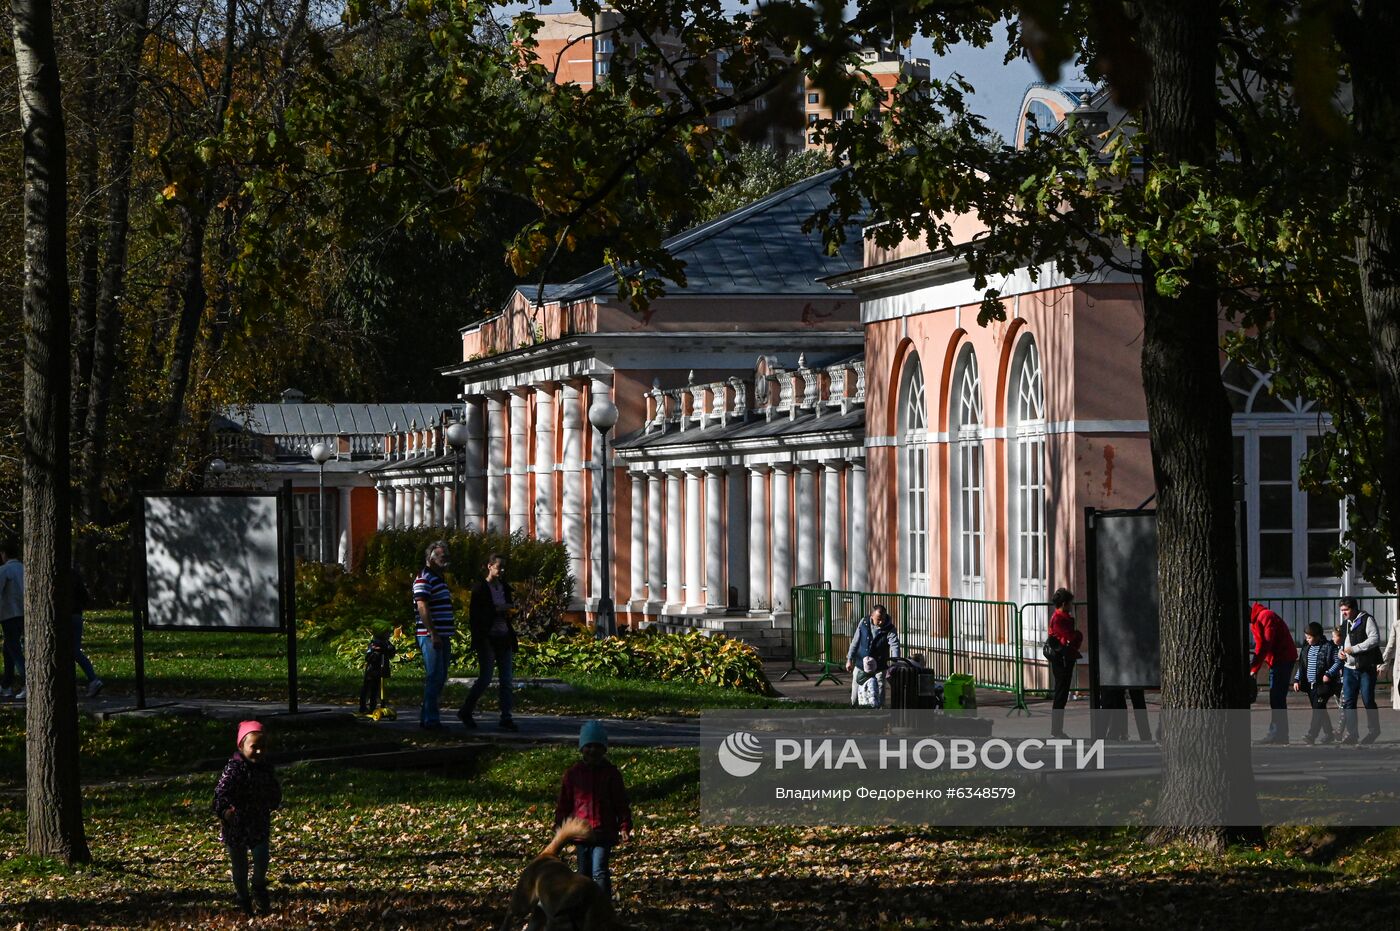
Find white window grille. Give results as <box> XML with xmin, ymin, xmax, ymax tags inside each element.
<box><xmin>898</xmin><ymin>356</ymin><xmax>929</xmax><ymax>595</ymax></box>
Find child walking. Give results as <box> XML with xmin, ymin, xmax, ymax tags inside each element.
<box><xmin>554</xmin><ymin>721</ymin><xmax>632</xmax><ymax>900</ymax></box>
<box><xmin>213</xmin><ymin>721</ymin><xmax>282</xmax><ymax>915</ymax></box>
<box><xmin>359</xmin><ymin>630</ymin><xmax>397</xmax><ymax>714</ymax></box>
<box><xmin>1293</xmin><ymin>622</ymin><xmax>1340</xmax><ymax>744</ymax></box>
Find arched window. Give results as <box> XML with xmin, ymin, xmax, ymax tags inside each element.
<box><xmin>897</xmin><ymin>355</ymin><xmax>929</xmax><ymax>595</ymax></box>
<box><xmin>951</xmin><ymin>345</ymin><xmax>985</xmax><ymax>601</ymax></box>
<box><xmin>1223</xmin><ymin>361</ymin><xmax>1348</xmax><ymax>598</ymax></box>
<box><xmin>1010</xmin><ymin>337</ymin><xmax>1048</xmax><ymax>628</ymax></box>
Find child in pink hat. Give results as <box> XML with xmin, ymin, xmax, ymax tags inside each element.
<box><xmin>212</xmin><ymin>720</ymin><xmax>281</xmax><ymax>915</ymax></box>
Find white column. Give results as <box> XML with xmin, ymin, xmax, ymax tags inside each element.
<box><xmin>443</xmin><ymin>483</ymin><xmax>457</xmax><ymax>529</ymax></box>
<box><xmin>849</xmin><ymin>458</ymin><xmax>869</xmax><ymax>591</ymax></box>
<box><xmin>771</xmin><ymin>465</ymin><xmax>793</xmax><ymax>617</ymax></box>
<box><xmin>822</xmin><ymin>461</ymin><xmax>845</xmax><ymax>590</ymax></box>
<box><xmin>463</xmin><ymin>397</ymin><xmax>486</xmax><ymax>531</ymax></box>
<box><xmin>647</xmin><ymin>471</ymin><xmax>664</xmax><ymax>609</ymax></box>
<box><xmin>431</xmin><ymin>484</ymin><xmax>444</xmax><ymax>526</ymax></box>
<box><xmin>561</xmin><ymin>382</ymin><xmax>586</xmax><ymax>600</ymax></box>
<box><xmin>629</xmin><ymin>472</ymin><xmax>647</xmax><ymax>604</ymax></box>
<box><xmin>485</xmin><ymin>394</ymin><xmax>508</xmax><ymax>532</ymax></box>
<box><xmin>337</xmin><ymin>485</ymin><xmax>352</xmax><ymax>566</ymax></box>
<box><xmin>665</xmin><ymin>470</ymin><xmax>684</xmax><ymax>610</ymax></box>
<box><xmin>705</xmin><ymin>468</ymin><xmax>724</xmax><ymax>609</ymax></box>
<box><xmin>747</xmin><ymin>466</ymin><xmax>770</xmax><ymax>610</ymax></box>
<box><xmin>685</xmin><ymin>468</ymin><xmax>704</xmax><ymax>609</ymax></box>
<box><xmin>394</xmin><ymin>487</ymin><xmax>407</xmax><ymax>529</ymax></box>
<box><xmin>509</xmin><ymin>389</ymin><xmax>530</xmax><ymax>535</ymax></box>
<box><xmin>413</xmin><ymin>485</ymin><xmax>426</xmax><ymax>527</ymax></box>
<box><xmin>795</xmin><ymin>464</ymin><xmax>820</xmax><ymax>587</ymax></box>
<box><xmin>726</xmin><ymin>465</ymin><xmax>749</xmax><ymax>608</ymax></box>
<box><xmin>534</xmin><ymin>384</ymin><xmax>557</xmax><ymax>539</ymax></box>
<box><xmin>377</xmin><ymin>487</ymin><xmax>388</xmax><ymax>530</ymax></box>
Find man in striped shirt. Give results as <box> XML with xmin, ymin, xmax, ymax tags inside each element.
<box><xmin>413</xmin><ymin>540</ymin><xmax>455</xmax><ymax>730</ymax></box>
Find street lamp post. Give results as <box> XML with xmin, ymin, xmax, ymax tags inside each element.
<box><xmin>445</xmin><ymin>420</ymin><xmax>468</xmax><ymax>531</ymax></box>
<box><xmin>588</xmin><ymin>393</ymin><xmax>619</xmax><ymax>638</ymax></box>
<box><xmin>310</xmin><ymin>442</ymin><xmax>333</xmax><ymax>563</ymax></box>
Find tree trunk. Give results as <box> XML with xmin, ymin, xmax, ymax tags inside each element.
<box><xmin>12</xmin><ymin>0</ymin><xmax>89</xmax><ymax>864</ymax></box>
<box><xmin>70</xmin><ymin>40</ymin><xmax>100</xmax><ymax>468</ymax></box>
<box><xmin>153</xmin><ymin>201</ymin><xmax>210</xmax><ymax>485</ymax></box>
<box><xmin>1136</xmin><ymin>0</ymin><xmax>1257</xmax><ymax>847</ymax></box>
<box><xmin>1351</xmin><ymin>1</ymin><xmax>1400</xmax><ymax>587</ymax></box>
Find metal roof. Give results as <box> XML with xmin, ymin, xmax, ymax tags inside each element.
<box><xmin>215</xmin><ymin>403</ymin><xmax>459</xmax><ymax>436</ymax></box>
<box><xmin>614</xmin><ymin>407</ymin><xmax>865</xmax><ymax>452</ymax></box>
<box><xmin>550</xmin><ymin>168</ymin><xmax>864</xmax><ymax>302</ymax></box>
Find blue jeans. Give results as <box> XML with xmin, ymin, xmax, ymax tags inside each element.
<box><xmin>227</xmin><ymin>840</ymin><xmax>270</xmax><ymax>902</ymax></box>
<box><xmin>1</xmin><ymin>616</ymin><xmax>22</xmax><ymax>689</ymax></box>
<box><xmin>577</xmin><ymin>842</ymin><xmax>613</xmax><ymax>898</ymax></box>
<box><xmin>417</xmin><ymin>634</ymin><xmax>451</xmax><ymax>726</ymax></box>
<box><xmin>462</xmin><ymin>639</ymin><xmax>514</xmax><ymax>721</ymax></box>
<box><xmin>1341</xmin><ymin>666</ymin><xmax>1380</xmax><ymax>739</ymax></box>
<box><xmin>72</xmin><ymin>614</ymin><xmax>97</xmax><ymax>683</ymax></box>
<box><xmin>1267</xmin><ymin>661</ymin><xmax>1294</xmax><ymax>741</ymax></box>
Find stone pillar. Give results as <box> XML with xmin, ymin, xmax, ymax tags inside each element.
<box><xmin>561</xmin><ymin>382</ymin><xmax>586</xmax><ymax>600</ymax></box>
<box><xmin>443</xmin><ymin>483</ymin><xmax>457</xmax><ymax>530</ymax></box>
<box><xmin>849</xmin><ymin>458</ymin><xmax>869</xmax><ymax>591</ymax></box>
<box><xmin>770</xmin><ymin>465</ymin><xmax>793</xmax><ymax>617</ymax></box>
<box><xmin>665</xmin><ymin>470</ymin><xmax>684</xmax><ymax>611</ymax></box>
<box><xmin>337</xmin><ymin>485</ymin><xmax>352</xmax><ymax>566</ymax></box>
<box><xmin>509</xmin><ymin>390</ymin><xmax>531</xmax><ymax>535</ymax></box>
<box><xmin>394</xmin><ymin>487</ymin><xmax>406</xmax><ymax>529</ymax></box>
<box><xmin>822</xmin><ymin>461</ymin><xmax>844</xmax><ymax>590</ymax></box>
<box><xmin>647</xmin><ymin>471</ymin><xmax>664</xmax><ymax>609</ymax></box>
<box><xmin>533</xmin><ymin>384</ymin><xmax>557</xmax><ymax>539</ymax></box>
<box><xmin>704</xmin><ymin>468</ymin><xmax>724</xmax><ymax>609</ymax></box>
<box><xmin>377</xmin><ymin>487</ymin><xmax>389</xmax><ymax>530</ymax></box>
<box><xmin>747</xmin><ymin>466</ymin><xmax>770</xmax><ymax>610</ymax></box>
<box><xmin>629</xmin><ymin>472</ymin><xmax>647</xmax><ymax>605</ymax></box>
<box><xmin>413</xmin><ymin>485</ymin><xmax>426</xmax><ymax>528</ymax></box>
<box><xmin>685</xmin><ymin>469</ymin><xmax>704</xmax><ymax>609</ymax></box>
<box><xmin>726</xmin><ymin>465</ymin><xmax>749</xmax><ymax>608</ymax></box>
<box><xmin>463</xmin><ymin>396</ymin><xmax>486</xmax><ymax>531</ymax></box>
<box><xmin>795</xmin><ymin>464</ymin><xmax>820</xmax><ymax>587</ymax></box>
<box><xmin>485</xmin><ymin>394</ymin><xmax>508</xmax><ymax>532</ymax></box>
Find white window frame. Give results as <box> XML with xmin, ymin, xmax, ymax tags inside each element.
<box><xmin>897</xmin><ymin>355</ymin><xmax>929</xmax><ymax>596</ymax></box>
<box><xmin>951</xmin><ymin>345</ymin><xmax>986</xmax><ymax>603</ymax></box>
<box><xmin>1010</xmin><ymin>337</ymin><xmax>1048</xmax><ymax>635</ymax></box>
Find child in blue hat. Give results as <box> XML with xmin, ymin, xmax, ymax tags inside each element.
<box><xmin>553</xmin><ymin>720</ymin><xmax>632</xmax><ymax>899</ymax></box>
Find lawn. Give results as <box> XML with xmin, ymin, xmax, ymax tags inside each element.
<box><xmin>3</xmin><ymin>718</ymin><xmax>1400</xmax><ymax>929</ymax></box>
<box><xmin>74</xmin><ymin>612</ymin><xmax>834</xmax><ymax>717</ymax></box>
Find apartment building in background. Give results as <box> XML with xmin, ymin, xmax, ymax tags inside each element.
<box><xmin>803</xmin><ymin>47</ymin><xmax>931</xmax><ymax>149</ymax></box>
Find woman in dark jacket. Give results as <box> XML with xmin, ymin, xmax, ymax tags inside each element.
<box><xmin>845</xmin><ymin>605</ymin><xmax>901</xmax><ymax>706</ymax></box>
<box><xmin>1047</xmin><ymin>588</ymin><xmax>1082</xmax><ymax>739</ymax></box>
<box><xmin>458</xmin><ymin>554</ymin><xmax>518</xmax><ymax>730</ymax></box>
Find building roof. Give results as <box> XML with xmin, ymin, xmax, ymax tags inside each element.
<box><xmin>614</xmin><ymin>406</ymin><xmax>864</xmax><ymax>452</ymax></box>
<box><xmin>215</xmin><ymin>403</ymin><xmax>458</xmax><ymax>436</ymax></box>
<box><xmin>547</xmin><ymin>168</ymin><xmax>864</xmax><ymax>302</ymax></box>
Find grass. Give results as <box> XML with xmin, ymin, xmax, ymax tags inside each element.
<box><xmin>4</xmin><ymin>727</ymin><xmax>1400</xmax><ymax>928</ymax></box>
<box><xmin>73</xmin><ymin>611</ymin><xmax>835</xmax><ymax>717</ymax></box>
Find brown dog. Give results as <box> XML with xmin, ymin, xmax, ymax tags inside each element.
<box><xmin>497</xmin><ymin>817</ymin><xmax>627</xmax><ymax>931</ymax></box>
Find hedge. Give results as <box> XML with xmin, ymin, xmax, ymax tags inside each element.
<box><xmin>516</xmin><ymin>629</ymin><xmax>778</xmax><ymax>696</ymax></box>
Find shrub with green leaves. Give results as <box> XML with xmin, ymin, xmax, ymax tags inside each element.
<box><xmin>517</xmin><ymin>629</ymin><xmax>778</xmax><ymax>696</ymax></box>
<box><xmin>296</xmin><ymin>528</ymin><xmax>574</xmax><ymax>671</ymax></box>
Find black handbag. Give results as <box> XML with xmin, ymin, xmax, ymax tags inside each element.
<box><xmin>1042</xmin><ymin>636</ymin><xmax>1064</xmax><ymax>661</ymax></box>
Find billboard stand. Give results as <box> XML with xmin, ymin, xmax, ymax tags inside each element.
<box><xmin>1085</xmin><ymin>506</ymin><xmax>1161</xmax><ymax>741</ymax></box>
<box><xmin>118</xmin><ymin>483</ymin><xmax>299</xmax><ymax>717</ymax></box>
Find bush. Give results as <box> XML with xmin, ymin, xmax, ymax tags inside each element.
<box><xmin>517</xmin><ymin>629</ymin><xmax>778</xmax><ymax>696</ymax></box>
<box><xmin>296</xmin><ymin>528</ymin><xmax>574</xmax><ymax>671</ymax></box>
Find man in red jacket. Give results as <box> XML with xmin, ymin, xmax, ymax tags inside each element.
<box><xmin>1251</xmin><ymin>603</ymin><xmax>1300</xmax><ymax>744</ymax></box>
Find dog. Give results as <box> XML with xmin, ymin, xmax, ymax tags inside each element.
<box><xmin>497</xmin><ymin>817</ymin><xmax>628</xmax><ymax>931</ymax></box>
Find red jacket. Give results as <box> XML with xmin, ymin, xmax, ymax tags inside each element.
<box><xmin>1049</xmin><ymin>609</ymin><xmax>1083</xmax><ymax>660</ymax></box>
<box><xmin>554</xmin><ymin>759</ymin><xmax>632</xmax><ymax>845</ymax></box>
<box><xmin>1249</xmin><ymin>603</ymin><xmax>1299</xmax><ymax>674</ymax></box>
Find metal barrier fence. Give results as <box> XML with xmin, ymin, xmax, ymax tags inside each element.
<box><xmin>790</xmin><ymin>585</ymin><xmax>1398</xmax><ymax>705</ymax></box>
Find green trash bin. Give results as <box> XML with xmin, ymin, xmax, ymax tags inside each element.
<box><xmin>943</xmin><ymin>673</ymin><xmax>978</xmax><ymax>712</ymax></box>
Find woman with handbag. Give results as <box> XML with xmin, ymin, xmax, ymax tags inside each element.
<box><xmin>1046</xmin><ymin>588</ymin><xmax>1082</xmax><ymax>739</ymax></box>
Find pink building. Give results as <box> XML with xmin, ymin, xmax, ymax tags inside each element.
<box><xmin>361</xmin><ymin>84</ymin><xmax>1378</xmax><ymax>660</ymax></box>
